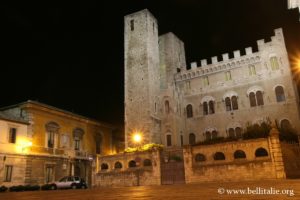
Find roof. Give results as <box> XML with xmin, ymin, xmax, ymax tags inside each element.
<box><xmin>0</xmin><ymin>100</ymin><xmax>115</xmax><ymax>129</ymax></box>
<box><xmin>0</xmin><ymin>111</ymin><xmax>29</xmax><ymax>125</ymax></box>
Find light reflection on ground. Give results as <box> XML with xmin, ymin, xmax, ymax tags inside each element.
<box><xmin>0</xmin><ymin>179</ymin><xmax>298</xmax><ymax>200</ymax></box>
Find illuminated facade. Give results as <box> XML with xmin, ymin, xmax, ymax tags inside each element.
<box><xmin>288</xmin><ymin>0</ymin><xmax>300</xmax><ymax>20</ymax></box>
<box><xmin>0</xmin><ymin>113</ymin><xmax>30</xmax><ymax>187</ymax></box>
<box><xmin>0</xmin><ymin>100</ymin><xmax>115</xmax><ymax>187</ymax></box>
<box><xmin>124</xmin><ymin>9</ymin><xmax>300</xmax><ymax>148</ymax></box>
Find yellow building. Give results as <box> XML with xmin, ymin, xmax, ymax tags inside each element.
<box><xmin>0</xmin><ymin>100</ymin><xmax>116</xmax><ymax>187</ymax></box>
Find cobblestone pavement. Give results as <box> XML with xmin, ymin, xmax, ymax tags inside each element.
<box><xmin>0</xmin><ymin>180</ymin><xmax>299</xmax><ymax>200</ymax></box>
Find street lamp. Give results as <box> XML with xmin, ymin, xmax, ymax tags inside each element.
<box><xmin>18</xmin><ymin>139</ymin><xmax>32</xmax><ymax>153</ymax></box>
<box><xmin>132</xmin><ymin>131</ymin><xmax>143</xmax><ymax>149</ymax></box>
<box><xmin>133</xmin><ymin>132</ymin><xmax>142</xmax><ymax>144</ymax></box>
<box><xmin>132</xmin><ymin>131</ymin><xmax>142</xmax><ymax>186</ymax></box>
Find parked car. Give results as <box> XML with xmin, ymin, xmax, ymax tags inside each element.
<box><xmin>50</xmin><ymin>176</ymin><xmax>87</xmax><ymax>190</ymax></box>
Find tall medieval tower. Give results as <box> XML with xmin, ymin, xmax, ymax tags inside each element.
<box><xmin>124</xmin><ymin>9</ymin><xmax>161</xmax><ymax>148</ymax></box>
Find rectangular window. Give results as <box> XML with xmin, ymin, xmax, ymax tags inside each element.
<box><xmin>8</xmin><ymin>128</ymin><xmax>17</xmax><ymax>143</ymax></box>
<box><xmin>48</xmin><ymin>132</ymin><xmax>55</xmax><ymax>148</ymax></box>
<box><xmin>45</xmin><ymin>166</ymin><xmax>53</xmax><ymax>183</ymax></box>
<box><xmin>180</xmin><ymin>135</ymin><xmax>183</xmax><ymax>147</ymax></box>
<box><xmin>249</xmin><ymin>65</ymin><xmax>256</xmax><ymax>75</ymax></box>
<box><xmin>74</xmin><ymin>139</ymin><xmax>80</xmax><ymax>150</ymax></box>
<box><xmin>130</xmin><ymin>19</ymin><xmax>134</xmax><ymax>31</ymax></box>
<box><xmin>167</xmin><ymin>135</ymin><xmax>172</xmax><ymax>147</ymax></box>
<box><xmin>225</xmin><ymin>71</ymin><xmax>232</xmax><ymax>81</ymax></box>
<box><xmin>153</xmin><ymin>22</ymin><xmax>155</xmax><ymax>33</ymax></box>
<box><xmin>96</xmin><ymin>140</ymin><xmax>101</xmax><ymax>154</ymax></box>
<box><xmin>203</xmin><ymin>76</ymin><xmax>209</xmax><ymax>86</ymax></box>
<box><xmin>4</xmin><ymin>165</ymin><xmax>13</xmax><ymax>182</ymax></box>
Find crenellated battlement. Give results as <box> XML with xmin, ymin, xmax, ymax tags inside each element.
<box><xmin>176</xmin><ymin>28</ymin><xmax>284</xmax><ymax>82</ymax></box>
<box><xmin>288</xmin><ymin>0</ymin><xmax>300</xmax><ymax>21</ymax></box>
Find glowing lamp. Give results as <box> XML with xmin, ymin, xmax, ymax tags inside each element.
<box><xmin>133</xmin><ymin>132</ymin><xmax>142</xmax><ymax>143</ymax></box>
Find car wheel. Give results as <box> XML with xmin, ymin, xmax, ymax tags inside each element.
<box><xmin>81</xmin><ymin>185</ymin><xmax>86</xmax><ymax>189</ymax></box>
<box><xmin>71</xmin><ymin>184</ymin><xmax>77</xmax><ymax>189</ymax></box>
<box><xmin>50</xmin><ymin>185</ymin><xmax>57</xmax><ymax>190</ymax></box>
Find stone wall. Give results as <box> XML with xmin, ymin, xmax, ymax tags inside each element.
<box><xmin>0</xmin><ymin>154</ymin><xmax>27</xmax><ymax>187</ymax></box>
<box><xmin>95</xmin><ymin>150</ymin><xmax>161</xmax><ymax>187</ymax></box>
<box><xmin>183</xmin><ymin>133</ymin><xmax>286</xmax><ymax>183</ymax></box>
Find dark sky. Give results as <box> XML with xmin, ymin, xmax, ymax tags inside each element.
<box><xmin>1</xmin><ymin>0</ymin><xmax>300</xmax><ymax>125</ymax></box>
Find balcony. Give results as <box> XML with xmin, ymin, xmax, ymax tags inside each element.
<box><xmin>75</xmin><ymin>150</ymin><xmax>88</xmax><ymax>158</ymax></box>
<box><xmin>30</xmin><ymin>146</ymin><xmax>65</xmax><ymax>155</ymax></box>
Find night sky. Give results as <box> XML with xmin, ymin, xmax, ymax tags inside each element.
<box><xmin>2</xmin><ymin>0</ymin><xmax>300</xmax><ymax>126</ymax></box>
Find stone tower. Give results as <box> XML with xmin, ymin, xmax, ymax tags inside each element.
<box><xmin>124</xmin><ymin>9</ymin><xmax>161</xmax><ymax>148</ymax></box>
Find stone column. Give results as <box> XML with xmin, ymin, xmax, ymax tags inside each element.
<box><xmin>183</xmin><ymin>146</ymin><xmax>193</xmax><ymax>183</ymax></box>
<box><xmin>268</xmin><ymin>125</ymin><xmax>286</xmax><ymax>179</ymax></box>
<box><xmin>152</xmin><ymin>150</ymin><xmax>161</xmax><ymax>185</ymax></box>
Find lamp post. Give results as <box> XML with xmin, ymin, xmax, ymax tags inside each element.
<box><xmin>20</xmin><ymin>140</ymin><xmax>32</xmax><ymax>153</ymax></box>
<box><xmin>133</xmin><ymin>132</ymin><xmax>142</xmax><ymax>148</ymax></box>
<box><xmin>132</xmin><ymin>131</ymin><xmax>142</xmax><ymax>186</ymax></box>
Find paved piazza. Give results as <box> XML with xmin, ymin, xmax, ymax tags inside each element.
<box><xmin>0</xmin><ymin>180</ymin><xmax>299</xmax><ymax>200</ymax></box>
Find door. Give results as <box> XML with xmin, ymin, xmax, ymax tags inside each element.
<box><xmin>160</xmin><ymin>148</ymin><xmax>185</xmax><ymax>185</ymax></box>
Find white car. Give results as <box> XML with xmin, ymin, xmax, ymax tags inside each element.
<box><xmin>50</xmin><ymin>176</ymin><xmax>87</xmax><ymax>190</ymax></box>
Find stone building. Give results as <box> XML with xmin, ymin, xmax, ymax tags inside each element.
<box><xmin>288</xmin><ymin>0</ymin><xmax>300</xmax><ymax>21</ymax></box>
<box><xmin>0</xmin><ymin>112</ymin><xmax>30</xmax><ymax>187</ymax></box>
<box><xmin>97</xmin><ymin>7</ymin><xmax>300</xmax><ymax>186</ymax></box>
<box><xmin>124</xmin><ymin>9</ymin><xmax>300</xmax><ymax>148</ymax></box>
<box><xmin>0</xmin><ymin>100</ymin><xmax>116</xmax><ymax>187</ymax></box>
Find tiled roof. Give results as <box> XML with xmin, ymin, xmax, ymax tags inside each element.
<box><xmin>0</xmin><ymin>111</ymin><xmax>29</xmax><ymax>124</ymax></box>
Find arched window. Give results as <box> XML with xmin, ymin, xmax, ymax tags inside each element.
<box><xmin>128</xmin><ymin>160</ymin><xmax>137</xmax><ymax>168</ymax></box>
<box><xmin>256</xmin><ymin>91</ymin><xmax>264</xmax><ymax>106</ymax></box>
<box><xmin>208</xmin><ymin>100</ymin><xmax>215</xmax><ymax>114</ymax></box>
<box><xmin>249</xmin><ymin>65</ymin><xmax>256</xmax><ymax>75</ymax></box>
<box><xmin>205</xmin><ymin>131</ymin><xmax>211</xmax><ymax>140</ymax></box>
<box><xmin>270</xmin><ymin>56</ymin><xmax>279</xmax><ymax>70</ymax></box>
<box><xmin>234</xmin><ymin>150</ymin><xmax>246</xmax><ymax>159</ymax></box>
<box><xmin>101</xmin><ymin>163</ymin><xmax>109</xmax><ymax>170</ymax></box>
<box><xmin>166</xmin><ymin>134</ymin><xmax>172</xmax><ymax>147</ymax></box>
<box><xmin>203</xmin><ymin>102</ymin><xmax>208</xmax><ymax>115</ymax></box>
<box><xmin>212</xmin><ymin>130</ymin><xmax>218</xmax><ymax>139</ymax></box>
<box><xmin>189</xmin><ymin>133</ymin><xmax>196</xmax><ymax>145</ymax></box>
<box><xmin>232</xmin><ymin>96</ymin><xmax>238</xmax><ymax>110</ymax></box>
<box><xmin>228</xmin><ymin>128</ymin><xmax>235</xmax><ymax>138</ymax></box>
<box><xmin>186</xmin><ymin>104</ymin><xmax>193</xmax><ymax>118</ymax></box>
<box><xmin>143</xmin><ymin>159</ymin><xmax>152</xmax><ymax>167</ymax></box>
<box><xmin>235</xmin><ymin>127</ymin><xmax>242</xmax><ymax>138</ymax></box>
<box><xmin>225</xmin><ymin>71</ymin><xmax>232</xmax><ymax>81</ymax></box>
<box><xmin>165</xmin><ymin>100</ymin><xmax>170</xmax><ymax>114</ymax></box>
<box><xmin>255</xmin><ymin>148</ymin><xmax>268</xmax><ymax>157</ymax></box>
<box><xmin>275</xmin><ymin>86</ymin><xmax>285</xmax><ymax>102</ymax></box>
<box><xmin>249</xmin><ymin>92</ymin><xmax>256</xmax><ymax>107</ymax></box>
<box><xmin>225</xmin><ymin>97</ymin><xmax>231</xmax><ymax>111</ymax></box>
<box><xmin>45</xmin><ymin>121</ymin><xmax>60</xmax><ymax>148</ymax></box>
<box><xmin>281</xmin><ymin>119</ymin><xmax>291</xmax><ymax>130</ymax></box>
<box><xmin>114</xmin><ymin>162</ymin><xmax>122</xmax><ymax>169</ymax></box>
<box><xmin>203</xmin><ymin>76</ymin><xmax>209</xmax><ymax>86</ymax></box>
<box><xmin>73</xmin><ymin>128</ymin><xmax>84</xmax><ymax>151</ymax></box>
<box><xmin>214</xmin><ymin>152</ymin><xmax>225</xmax><ymax>160</ymax></box>
<box><xmin>195</xmin><ymin>154</ymin><xmax>206</xmax><ymax>162</ymax></box>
